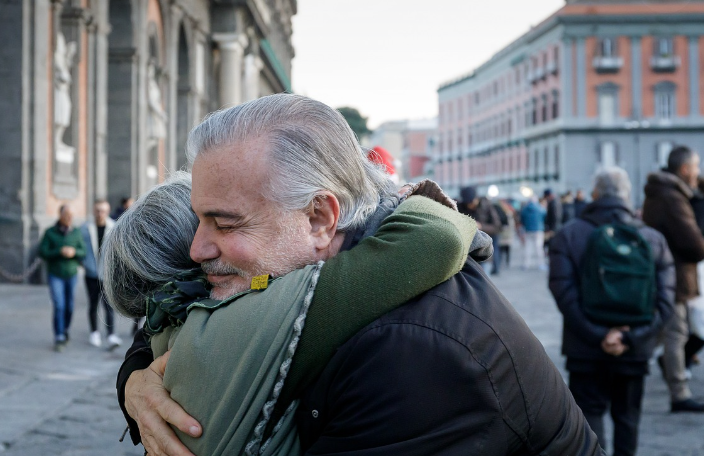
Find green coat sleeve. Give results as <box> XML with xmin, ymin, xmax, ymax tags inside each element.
<box><xmin>72</xmin><ymin>229</ymin><xmax>87</xmax><ymax>261</ymax></box>
<box><xmin>279</xmin><ymin>196</ymin><xmax>476</xmax><ymax>411</ymax></box>
<box><xmin>38</xmin><ymin>229</ymin><xmax>62</xmax><ymax>260</ymax></box>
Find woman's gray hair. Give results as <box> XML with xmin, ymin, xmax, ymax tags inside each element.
<box><xmin>186</xmin><ymin>93</ymin><xmax>395</xmax><ymax>231</ymax></box>
<box><xmin>101</xmin><ymin>171</ymin><xmax>199</xmax><ymax>318</ymax></box>
<box><xmin>592</xmin><ymin>167</ymin><xmax>632</xmax><ymax>203</ymax></box>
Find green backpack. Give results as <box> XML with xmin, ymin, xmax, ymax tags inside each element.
<box><xmin>579</xmin><ymin>219</ymin><xmax>656</xmax><ymax>327</ymax></box>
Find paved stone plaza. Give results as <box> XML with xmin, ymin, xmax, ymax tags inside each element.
<box><xmin>0</xmin><ymin>267</ymin><xmax>702</xmax><ymax>455</ymax></box>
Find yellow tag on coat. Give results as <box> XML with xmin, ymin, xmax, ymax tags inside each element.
<box><xmin>251</xmin><ymin>274</ymin><xmax>270</xmax><ymax>290</ymax></box>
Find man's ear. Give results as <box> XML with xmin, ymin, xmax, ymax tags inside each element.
<box><xmin>307</xmin><ymin>191</ymin><xmax>340</xmax><ymax>251</ymax></box>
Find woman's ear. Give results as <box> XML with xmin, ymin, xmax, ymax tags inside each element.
<box><xmin>307</xmin><ymin>191</ymin><xmax>340</xmax><ymax>251</ymax></box>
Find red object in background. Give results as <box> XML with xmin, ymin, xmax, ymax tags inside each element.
<box><xmin>368</xmin><ymin>146</ymin><xmax>396</xmax><ymax>176</ymax></box>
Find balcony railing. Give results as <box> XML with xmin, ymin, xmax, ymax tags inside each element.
<box><xmin>547</xmin><ymin>61</ymin><xmax>558</xmax><ymax>75</ymax></box>
<box><xmin>592</xmin><ymin>56</ymin><xmax>623</xmax><ymax>73</ymax></box>
<box><xmin>650</xmin><ymin>55</ymin><xmax>680</xmax><ymax>72</ymax></box>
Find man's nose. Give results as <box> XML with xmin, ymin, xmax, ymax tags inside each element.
<box><xmin>190</xmin><ymin>225</ymin><xmax>219</xmax><ymax>263</ymax></box>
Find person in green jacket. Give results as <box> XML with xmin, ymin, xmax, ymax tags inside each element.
<box><xmin>38</xmin><ymin>204</ymin><xmax>86</xmax><ymax>351</ymax></box>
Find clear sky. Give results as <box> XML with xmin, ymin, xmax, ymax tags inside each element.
<box><xmin>291</xmin><ymin>0</ymin><xmax>565</xmax><ymax>128</ymax></box>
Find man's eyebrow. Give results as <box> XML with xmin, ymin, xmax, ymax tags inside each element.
<box><xmin>203</xmin><ymin>211</ymin><xmax>245</xmax><ymax>221</ymax></box>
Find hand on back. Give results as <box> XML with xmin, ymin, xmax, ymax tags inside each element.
<box><xmin>125</xmin><ymin>351</ymin><xmax>201</xmax><ymax>456</ymax></box>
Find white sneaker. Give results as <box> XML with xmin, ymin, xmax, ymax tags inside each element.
<box><xmin>107</xmin><ymin>334</ymin><xmax>123</xmax><ymax>349</ymax></box>
<box><xmin>89</xmin><ymin>331</ymin><xmax>102</xmax><ymax>347</ymax></box>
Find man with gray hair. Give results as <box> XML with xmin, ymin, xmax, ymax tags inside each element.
<box><xmin>549</xmin><ymin>167</ymin><xmax>675</xmax><ymax>455</ymax></box>
<box><xmin>116</xmin><ymin>94</ymin><xmax>603</xmax><ymax>455</ymax></box>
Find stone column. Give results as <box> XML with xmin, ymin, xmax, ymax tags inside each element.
<box><xmin>91</xmin><ymin>3</ymin><xmax>110</xmax><ymax>201</ymax></box>
<box><xmin>213</xmin><ymin>33</ymin><xmax>248</xmax><ymax>108</ymax></box>
<box><xmin>561</xmin><ymin>38</ymin><xmax>573</xmax><ymax>119</ymax></box>
<box><xmin>244</xmin><ymin>52</ymin><xmax>263</xmax><ymax>102</ymax></box>
<box><xmin>688</xmin><ymin>35</ymin><xmax>699</xmax><ymax>118</ymax></box>
<box><xmin>631</xmin><ymin>36</ymin><xmax>642</xmax><ymax>119</ymax></box>
<box><xmin>575</xmin><ymin>38</ymin><xmax>587</xmax><ymax>118</ymax></box>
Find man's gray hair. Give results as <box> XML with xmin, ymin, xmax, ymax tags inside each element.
<box><xmin>592</xmin><ymin>167</ymin><xmax>632</xmax><ymax>203</ymax></box>
<box><xmin>185</xmin><ymin>93</ymin><xmax>395</xmax><ymax>231</ymax></box>
<box><xmin>101</xmin><ymin>171</ymin><xmax>199</xmax><ymax>318</ymax></box>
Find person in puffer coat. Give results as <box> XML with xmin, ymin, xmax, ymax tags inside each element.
<box><xmin>549</xmin><ymin>168</ymin><xmax>675</xmax><ymax>456</ymax></box>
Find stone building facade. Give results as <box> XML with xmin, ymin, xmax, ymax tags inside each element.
<box><xmin>0</xmin><ymin>0</ymin><xmax>296</xmax><ymax>282</ymax></box>
<box><xmin>436</xmin><ymin>0</ymin><xmax>704</xmax><ymax>204</ymax></box>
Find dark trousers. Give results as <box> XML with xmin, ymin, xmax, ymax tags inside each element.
<box><xmin>85</xmin><ymin>276</ymin><xmax>114</xmax><ymax>335</ymax></box>
<box><xmin>685</xmin><ymin>334</ymin><xmax>704</xmax><ymax>368</ymax></box>
<box><xmin>499</xmin><ymin>245</ymin><xmax>510</xmax><ymax>267</ymax></box>
<box><xmin>569</xmin><ymin>371</ymin><xmax>644</xmax><ymax>456</ymax></box>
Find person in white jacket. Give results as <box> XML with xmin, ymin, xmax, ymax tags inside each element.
<box><xmin>81</xmin><ymin>200</ymin><xmax>122</xmax><ymax>348</ymax></box>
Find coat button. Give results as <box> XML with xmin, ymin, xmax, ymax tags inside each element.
<box><xmin>312</xmin><ymin>410</ymin><xmax>319</xmax><ymax>418</ymax></box>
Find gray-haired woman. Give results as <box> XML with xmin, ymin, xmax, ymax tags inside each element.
<box><xmin>102</xmin><ymin>171</ymin><xmax>479</xmax><ymax>455</ymax></box>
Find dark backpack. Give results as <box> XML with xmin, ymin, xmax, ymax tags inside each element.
<box><xmin>579</xmin><ymin>219</ymin><xmax>656</xmax><ymax>327</ymax></box>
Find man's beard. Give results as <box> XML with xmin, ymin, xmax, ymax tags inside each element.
<box><xmin>201</xmin><ymin>217</ymin><xmax>317</xmax><ymax>299</ymax></box>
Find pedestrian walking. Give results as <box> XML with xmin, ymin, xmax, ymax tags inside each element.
<box><xmin>549</xmin><ymin>167</ymin><xmax>675</xmax><ymax>456</ymax></box>
<box><xmin>38</xmin><ymin>204</ymin><xmax>86</xmax><ymax>351</ymax></box>
<box><xmin>110</xmin><ymin>196</ymin><xmax>133</xmax><ymax>221</ymax></box>
<box><xmin>520</xmin><ymin>196</ymin><xmax>546</xmax><ymax>269</ymax></box>
<box><xmin>458</xmin><ymin>186</ymin><xmax>502</xmax><ymax>273</ymax></box>
<box><xmin>684</xmin><ymin>178</ymin><xmax>704</xmax><ymax>370</ymax></box>
<box><xmin>543</xmin><ymin>188</ymin><xmax>562</xmax><ymax>252</ymax></box>
<box><xmin>81</xmin><ymin>200</ymin><xmax>122</xmax><ymax>349</ymax></box>
<box><xmin>497</xmin><ymin>199</ymin><xmax>516</xmax><ymax>269</ymax></box>
<box><xmin>574</xmin><ymin>189</ymin><xmax>588</xmax><ymax>217</ymax></box>
<box><xmin>642</xmin><ymin>145</ymin><xmax>704</xmax><ymax>412</ymax></box>
<box><xmin>562</xmin><ymin>191</ymin><xmax>576</xmax><ymax>225</ymax></box>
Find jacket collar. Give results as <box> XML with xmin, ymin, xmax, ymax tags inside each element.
<box><xmin>580</xmin><ymin>196</ymin><xmax>636</xmax><ymax>226</ymax></box>
<box><xmin>645</xmin><ymin>170</ymin><xmax>694</xmax><ymax>199</ymax></box>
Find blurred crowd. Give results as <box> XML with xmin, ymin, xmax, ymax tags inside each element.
<box><xmin>458</xmin><ymin>144</ymin><xmax>704</xmax><ymax>456</ymax></box>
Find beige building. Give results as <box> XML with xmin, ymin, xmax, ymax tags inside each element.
<box><xmin>0</xmin><ymin>0</ymin><xmax>296</xmax><ymax>282</ymax></box>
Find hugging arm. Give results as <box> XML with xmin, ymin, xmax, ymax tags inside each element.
<box><xmin>275</xmin><ymin>195</ymin><xmax>476</xmax><ymax>417</ymax></box>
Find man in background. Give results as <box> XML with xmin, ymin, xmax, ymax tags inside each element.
<box><xmin>574</xmin><ymin>189</ymin><xmax>588</xmax><ymax>218</ymax></box>
<box><xmin>549</xmin><ymin>168</ymin><xmax>675</xmax><ymax>455</ymax></box>
<box><xmin>111</xmin><ymin>197</ymin><xmax>134</xmax><ymax>221</ymax></box>
<box><xmin>39</xmin><ymin>205</ymin><xmax>86</xmax><ymax>351</ymax></box>
<box><xmin>458</xmin><ymin>186</ymin><xmax>502</xmax><ymax>273</ymax></box>
<box><xmin>81</xmin><ymin>200</ymin><xmax>122</xmax><ymax>349</ymax></box>
<box><xmin>543</xmin><ymin>188</ymin><xmax>562</xmax><ymax>251</ymax></box>
<box><xmin>520</xmin><ymin>196</ymin><xmax>547</xmax><ymax>270</ymax></box>
<box><xmin>643</xmin><ymin>145</ymin><xmax>704</xmax><ymax>412</ymax></box>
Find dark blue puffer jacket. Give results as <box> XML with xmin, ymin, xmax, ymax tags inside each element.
<box><xmin>548</xmin><ymin>196</ymin><xmax>675</xmax><ymax>364</ymax></box>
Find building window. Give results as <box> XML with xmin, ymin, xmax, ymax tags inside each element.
<box><xmin>597</xmin><ymin>83</ymin><xmax>619</xmax><ymax>125</ymax></box>
<box><xmin>544</xmin><ymin>148</ymin><xmax>549</xmax><ymax>175</ymax></box>
<box><xmin>532</xmin><ymin>99</ymin><xmax>538</xmax><ymax>125</ymax></box>
<box><xmin>541</xmin><ymin>95</ymin><xmax>548</xmax><ymax>122</ymax></box>
<box><xmin>526</xmin><ymin>150</ymin><xmax>530</xmax><ymax>171</ymax></box>
<box><xmin>534</xmin><ymin>149</ymin><xmax>540</xmax><ymax>176</ymax></box>
<box><xmin>657</xmin><ymin>142</ymin><xmax>674</xmax><ymax>168</ymax></box>
<box><xmin>654</xmin><ymin>82</ymin><xmax>676</xmax><ymax>120</ymax></box>
<box><xmin>552</xmin><ymin>91</ymin><xmax>559</xmax><ymax>119</ymax></box>
<box><xmin>600</xmin><ymin>38</ymin><xmax>616</xmax><ymax>57</ymax></box>
<box><xmin>599</xmin><ymin>92</ymin><xmax>616</xmax><ymax>124</ymax></box>
<box><xmin>554</xmin><ymin>145</ymin><xmax>560</xmax><ymax>178</ymax></box>
<box><xmin>655</xmin><ymin>37</ymin><xmax>674</xmax><ymax>57</ymax></box>
<box><xmin>600</xmin><ymin>141</ymin><xmax>618</xmax><ymax>168</ymax></box>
